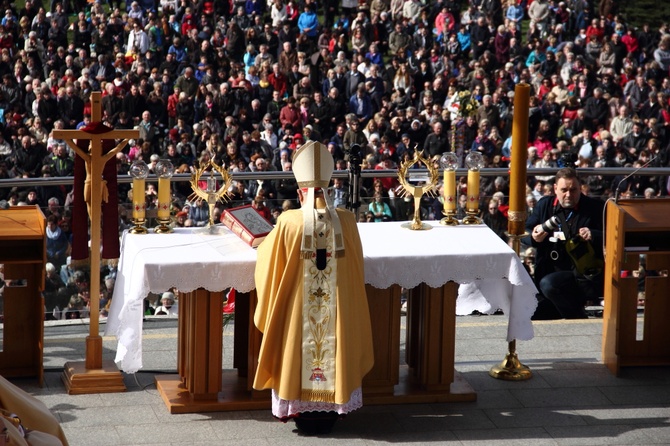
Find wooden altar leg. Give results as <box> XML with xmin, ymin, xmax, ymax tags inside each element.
<box><xmin>362</xmin><ymin>284</ymin><xmax>401</xmax><ymax>395</ymax></box>
<box><xmin>364</xmin><ymin>282</ymin><xmax>475</xmax><ymax>404</ymax></box>
<box><xmin>157</xmin><ymin>289</ymin><xmax>271</xmax><ymax>413</ymax></box>
<box><xmin>233</xmin><ymin>291</ymin><xmax>249</xmax><ymax>378</ymax></box>
<box><xmin>157</xmin><ymin>289</ymin><xmax>228</xmax><ymax>412</ymax></box>
<box><xmin>415</xmin><ymin>282</ymin><xmax>456</xmax><ymax>390</ymax></box>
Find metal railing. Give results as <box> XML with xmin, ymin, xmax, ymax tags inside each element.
<box><xmin>2</xmin><ymin>166</ymin><xmax>669</xmax><ymax>189</ymax></box>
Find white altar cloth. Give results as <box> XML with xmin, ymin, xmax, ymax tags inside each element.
<box><xmin>106</xmin><ymin>222</ymin><xmax>537</xmax><ymax>373</ymax></box>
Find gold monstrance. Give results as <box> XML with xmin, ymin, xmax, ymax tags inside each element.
<box><xmin>188</xmin><ymin>159</ymin><xmax>232</xmax><ymax>231</ymax></box>
<box><xmin>396</xmin><ymin>151</ymin><xmax>440</xmax><ymax>230</ymax></box>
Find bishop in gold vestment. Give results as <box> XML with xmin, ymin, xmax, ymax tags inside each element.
<box><xmin>253</xmin><ymin>141</ymin><xmax>374</xmax><ymax>433</ymax></box>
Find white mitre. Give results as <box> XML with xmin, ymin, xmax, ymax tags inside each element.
<box><xmin>292</xmin><ymin>141</ymin><xmax>345</xmax><ymax>257</ymax></box>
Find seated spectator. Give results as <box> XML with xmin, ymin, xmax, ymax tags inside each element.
<box><xmin>154</xmin><ymin>291</ymin><xmax>178</xmax><ymax>316</ymax></box>
<box><xmin>46</xmin><ymin>214</ymin><xmax>69</xmax><ymax>271</ymax></box>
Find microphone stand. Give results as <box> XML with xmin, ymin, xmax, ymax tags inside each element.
<box><xmin>346</xmin><ymin>144</ymin><xmax>362</xmax><ymax>215</ymax></box>
<box><xmin>614</xmin><ymin>155</ymin><xmax>657</xmax><ymax>202</ymax></box>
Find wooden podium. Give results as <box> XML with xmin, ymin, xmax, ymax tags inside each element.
<box><xmin>0</xmin><ymin>206</ymin><xmax>46</xmax><ymax>385</ymax></box>
<box><xmin>603</xmin><ymin>199</ymin><xmax>670</xmax><ymax>376</ymax></box>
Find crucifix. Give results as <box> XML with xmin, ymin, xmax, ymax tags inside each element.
<box><xmin>53</xmin><ymin>91</ymin><xmax>138</xmax><ymax>393</ymax></box>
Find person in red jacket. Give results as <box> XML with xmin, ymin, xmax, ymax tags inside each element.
<box><xmin>279</xmin><ymin>96</ymin><xmax>301</xmax><ymax>132</ymax></box>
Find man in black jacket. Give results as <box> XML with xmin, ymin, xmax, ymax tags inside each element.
<box><xmin>583</xmin><ymin>87</ymin><xmax>609</xmax><ymax>131</ymax></box>
<box><xmin>524</xmin><ymin>167</ymin><xmax>605</xmax><ymax>319</ymax></box>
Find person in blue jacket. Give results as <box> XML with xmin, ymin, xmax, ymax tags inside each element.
<box><xmin>298</xmin><ymin>4</ymin><xmax>319</xmax><ymax>39</ymax></box>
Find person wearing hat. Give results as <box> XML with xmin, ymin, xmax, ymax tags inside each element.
<box><xmin>253</xmin><ymin>141</ymin><xmax>374</xmax><ymax>435</ymax></box>
<box><xmin>154</xmin><ymin>291</ymin><xmax>178</xmax><ymax>316</ymax></box>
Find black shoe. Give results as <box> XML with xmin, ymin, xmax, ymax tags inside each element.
<box><xmin>294</xmin><ymin>411</ymin><xmax>338</xmax><ymax>435</ymax></box>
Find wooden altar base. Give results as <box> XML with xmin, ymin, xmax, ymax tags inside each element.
<box><xmin>61</xmin><ymin>360</ymin><xmax>126</xmax><ymax>395</ymax></box>
<box><xmin>156</xmin><ymin>366</ymin><xmax>475</xmax><ymax>414</ymax></box>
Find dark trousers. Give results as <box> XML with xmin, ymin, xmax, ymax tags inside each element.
<box><xmin>538</xmin><ymin>270</ymin><xmax>601</xmax><ymax>319</ymax></box>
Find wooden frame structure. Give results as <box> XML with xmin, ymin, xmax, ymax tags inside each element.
<box><xmin>603</xmin><ymin>199</ymin><xmax>670</xmax><ymax>375</ymax></box>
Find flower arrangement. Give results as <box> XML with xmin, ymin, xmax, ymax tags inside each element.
<box><xmin>453</xmin><ymin>90</ymin><xmax>480</xmax><ymax>118</ymax></box>
<box><xmin>449</xmin><ymin>90</ymin><xmax>480</xmax><ymax>153</ymax></box>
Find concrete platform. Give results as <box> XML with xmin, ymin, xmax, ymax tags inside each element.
<box><xmin>5</xmin><ymin>315</ymin><xmax>670</xmax><ymax>445</ymax></box>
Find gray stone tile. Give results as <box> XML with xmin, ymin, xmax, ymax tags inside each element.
<box><xmin>511</xmin><ymin>387</ymin><xmax>612</xmax><ymax>407</ymax></box>
<box><xmin>200</xmin><ymin>440</ymin><xmax>271</xmax><ymax>446</ymax></box>
<box><xmin>59</xmin><ymin>404</ymin><xmax>159</xmax><ymax>428</ymax></box>
<box><xmin>18</xmin><ymin>309</ymin><xmax>670</xmax><ymax>446</ymax></box>
<box><xmin>395</xmin><ymin>407</ymin><xmax>496</xmax><ymax>432</ymax></box>
<box><xmin>209</xmin><ymin>416</ymin><xmax>292</xmax><ymax>440</ymax></box>
<box><xmin>460</xmin><ymin>370</ymin><xmax>551</xmax><ymax>391</ymax></box>
<box><xmin>546</xmin><ymin>424</ymin><xmax>664</xmax><ymax>445</ymax></box>
<box><xmin>463</xmin><ymin>389</ymin><xmax>524</xmax><ymax>410</ymax></box>
<box><xmin>532</xmin><ymin>320</ymin><xmax>603</xmax><ymax>336</ymax></box>
<box><xmin>636</xmin><ymin>425</ymin><xmax>670</xmax><ymax>444</ymax></box>
<box><xmin>454</xmin><ymin>427</ymin><xmax>558</xmax><ymax>444</ymax></box>
<box><xmin>362</xmin><ymin>429</ymin><xmax>460</xmax><ymax>444</ymax></box>
<box><xmin>534</xmin><ymin>368</ymin><xmax>624</xmax><ymax>389</ymax></box>
<box><xmin>616</xmin><ymin>367</ymin><xmax>670</xmax><ymax>384</ymax></box>
<box><xmin>61</xmin><ymin>425</ymin><xmax>122</xmax><ymax>446</ymax></box>
<box><xmin>572</xmin><ymin>406</ymin><xmax>670</xmax><ymax>425</ymax></box>
<box><xmin>484</xmin><ymin>408</ymin><xmax>588</xmax><ymax>428</ymax></box>
<box><xmin>98</xmin><ymin>386</ymin><xmax>164</xmax><ymax>407</ymax></box>
<box><xmin>455</xmin><ymin>338</ymin><xmax>514</xmax><ymax>356</ymax></box>
<box><xmin>599</xmin><ymin>386</ymin><xmax>670</xmax><ymax>405</ymax></box>
<box><xmin>115</xmin><ymin>421</ymin><xmax>218</xmax><ymax>444</ymax></box>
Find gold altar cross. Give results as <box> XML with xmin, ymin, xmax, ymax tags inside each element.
<box><xmin>53</xmin><ymin>92</ymin><xmax>138</xmax><ymax>390</ymax></box>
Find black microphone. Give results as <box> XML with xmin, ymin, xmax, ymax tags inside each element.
<box><xmin>614</xmin><ymin>155</ymin><xmax>657</xmax><ymax>202</ymax></box>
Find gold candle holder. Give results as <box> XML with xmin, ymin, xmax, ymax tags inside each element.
<box><xmin>462</xmin><ymin>152</ymin><xmax>483</xmax><ymax>225</ymax></box>
<box><xmin>439</xmin><ymin>152</ymin><xmax>459</xmax><ymax>226</ymax></box>
<box><xmin>396</xmin><ymin>151</ymin><xmax>439</xmax><ymax>230</ymax></box>
<box><xmin>154</xmin><ymin>159</ymin><xmax>174</xmax><ymax>234</ymax></box>
<box><xmin>189</xmin><ymin>160</ymin><xmax>232</xmax><ymax>232</ymax></box>
<box><xmin>489</xmin><ymin>230</ymin><xmax>532</xmax><ymax>381</ymax></box>
<box><xmin>129</xmin><ymin>160</ymin><xmax>149</xmax><ymax>234</ymax></box>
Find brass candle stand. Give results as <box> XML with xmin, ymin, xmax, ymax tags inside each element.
<box><xmin>441</xmin><ymin>209</ymin><xmax>459</xmax><ymax>226</ymax></box>
<box><xmin>189</xmin><ymin>160</ymin><xmax>232</xmax><ymax>232</ymax></box>
<box><xmin>154</xmin><ymin>215</ymin><xmax>173</xmax><ymax>234</ymax></box>
<box><xmin>461</xmin><ymin>209</ymin><xmax>481</xmax><ymax>225</ymax></box>
<box><xmin>129</xmin><ymin>214</ymin><xmax>148</xmax><ymax>234</ymax></box>
<box><xmin>396</xmin><ymin>151</ymin><xmax>439</xmax><ymax>230</ymax></box>
<box><xmin>489</xmin><ymin>227</ymin><xmax>532</xmax><ymax>381</ymax></box>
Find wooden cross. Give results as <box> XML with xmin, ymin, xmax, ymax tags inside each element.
<box><xmin>53</xmin><ymin>92</ymin><xmax>138</xmax><ymax>376</ymax></box>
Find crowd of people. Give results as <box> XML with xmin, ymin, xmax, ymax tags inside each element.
<box><xmin>0</xmin><ymin>0</ymin><xmax>669</xmax><ymax>319</ymax></box>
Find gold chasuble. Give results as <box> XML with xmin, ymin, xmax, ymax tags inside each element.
<box><xmin>253</xmin><ymin>141</ymin><xmax>374</xmax><ymax>420</ymax></box>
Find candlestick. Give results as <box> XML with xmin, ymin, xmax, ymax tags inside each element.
<box><xmin>439</xmin><ymin>152</ymin><xmax>459</xmax><ymax>225</ymax></box>
<box><xmin>444</xmin><ymin>169</ymin><xmax>456</xmax><ymax>211</ymax></box>
<box><xmin>132</xmin><ymin>179</ymin><xmax>145</xmax><ymax>219</ymax></box>
<box><xmin>129</xmin><ymin>160</ymin><xmax>149</xmax><ymax>234</ymax></box>
<box><xmin>508</xmin><ymin>83</ymin><xmax>530</xmax><ymax>236</ymax></box>
<box><xmin>490</xmin><ymin>83</ymin><xmax>532</xmax><ymax>382</ymax></box>
<box><xmin>157</xmin><ymin>177</ymin><xmax>170</xmax><ymax>219</ymax></box>
<box><xmin>463</xmin><ymin>152</ymin><xmax>484</xmax><ymax>225</ymax></box>
<box><xmin>155</xmin><ymin>159</ymin><xmax>174</xmax><ymax>234</ymax></box>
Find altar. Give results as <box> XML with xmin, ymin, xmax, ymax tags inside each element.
<box><xmin>106</xmin><ymin>222</ymin><xmax>537</xmax><ymax>413</ymax></box>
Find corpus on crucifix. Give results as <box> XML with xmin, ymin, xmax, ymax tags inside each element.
<box><xmin>53</xmin><ymin>92</ymin><xmax>139</xmax><ymax>394</ymax></box>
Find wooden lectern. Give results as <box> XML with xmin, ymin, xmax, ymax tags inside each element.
<box><xmin>0</xmin><ymin>206</ymin><xmax>46</xmax><ymax>385</ymax></box>
<box><xmin>603</xmin><ymin>199</ymin><xmax>670</xmax><ymax>376</ymax></box>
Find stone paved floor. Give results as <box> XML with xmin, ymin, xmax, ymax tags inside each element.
<box><xmin>5</xmin><ymin>315</ymin><xmax>670</xmax><ymax>445</ymax></box>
